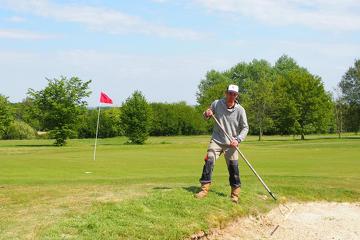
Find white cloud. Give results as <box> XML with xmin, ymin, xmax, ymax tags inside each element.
<box><xmin>0</xmin><ymin>29</ymin><xmax>56</xmax><ymax>39</ymax></box>
<box><xmin>193</xmin><ymin>0</ymin><xmax>360</xmax><ymax>31</ymax></box>
<box><xmin>5</xmin><ymin>15</ymin><xmax>27</xmax><ymax>23</ymax></box>
<box><xmin>0</xmin><ymin>0</ymin><xmax>205</xmax><ymax>40</ymax></box>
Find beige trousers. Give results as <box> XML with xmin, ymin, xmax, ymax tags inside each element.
<box><xmin>206</xmin><ymin>140</ymin><xmax>238</xmax><ymax>163</ymax></box>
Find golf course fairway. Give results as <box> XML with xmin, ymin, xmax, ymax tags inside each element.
<box><xmin>0</xmin><ymin>135</ymin><xmax>359</xmax><ymax>239</ymax></box>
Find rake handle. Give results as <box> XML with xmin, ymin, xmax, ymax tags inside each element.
<box><xmin>211</xmin><ymin>114</ymin><xmax>277</xmax><ymax>201</ymax></box>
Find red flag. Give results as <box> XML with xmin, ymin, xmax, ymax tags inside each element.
<box><xmin>100</xmin><ymin>92</ymin><xmax>113</xmax><ymax>104</ymax></box>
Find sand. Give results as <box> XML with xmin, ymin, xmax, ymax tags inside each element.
<box><xmin>191</xmin><ymin>202</ymin><xmax>360</xmax><ymax>240</ymax></box>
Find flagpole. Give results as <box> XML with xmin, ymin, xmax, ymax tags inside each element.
<box><xmin>93</xmin><ymin>104</ymin><xmax>101</xmax><ymax>160</ymax></box>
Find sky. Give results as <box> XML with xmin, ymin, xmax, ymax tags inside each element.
<box><xmin>0</xmin><ymin>0</ymin><xmax>359</xmax><ymax>106</ymax></box>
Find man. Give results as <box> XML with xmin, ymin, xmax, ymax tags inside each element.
<box><xmin>195</xmin><ymin>84</ymin><xmax>249</xmax><ymax>203</ymax></box>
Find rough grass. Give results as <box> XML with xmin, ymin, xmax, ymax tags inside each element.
<box><xmin>0</xmin><ymin>134</ymin><xmax>359</xmax><ymax>239</ymax></box>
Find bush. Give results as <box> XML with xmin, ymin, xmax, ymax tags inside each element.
<box><xmin>48</xmin><ymin>126</ymin><xmax>76</xmax><ymax>146</ymax></box>
<box><xmin>150</xmin><ymin>102</ymin><xmax>208</xmax><ymax>136</ymax></box>
<box><xmin>4</xmin><ymin>120</ymin><xmax>36</xmax><ymax>140</ymax></box>
<box><xmin>78</xmin><ymin>108</ymin><xmax>123</xmax><ymax>139</ymax></box>
<box><xmin>121</xmin><ymin>91</ymin><xmax>152</xmax><ymax>144</ymax></box>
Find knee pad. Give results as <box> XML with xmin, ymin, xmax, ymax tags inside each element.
<box><xmin>205</xmin><ymin>158</ymin><xmax>214</xmax><ymax>169</ymax></box>
<box><xmin>229</xmin><ymin>160</ymin><xmax>238</xmax><ymax>165</ymax></box>
<box><xmin>228</xmin><ymin>160</ymin><xmax>241</xmax><ymax>187</ymax></box>
<box><xmin>228</xmin><ymin>161</ymin><xmax>239</xmax><ymax>175</ymax></box>
<box><xmin>200</xmin><ymin>156</ymin><xmax>215</xmax><ymax>183</ymax></box>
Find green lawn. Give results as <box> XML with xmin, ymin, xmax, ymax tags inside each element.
<box><xmin>0</xmin><ymin>135</ymin><xmax>359</xmax><ymax>239</ymax></box>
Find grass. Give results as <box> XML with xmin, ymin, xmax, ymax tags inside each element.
<box><xmin>0</xmin><ymin>134</ymin><xmax>359</xmax><ymax>239</ymax></box>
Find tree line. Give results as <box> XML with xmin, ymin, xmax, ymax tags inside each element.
<box><xmin>0</xmin><ymin>85</ymin><xmax>208</xmax><ymax>145</ymax></box>
<box><xmin>0</xmin><ymin>55</ymin><xmax>359</xmax><ymax>145</ymax></box>
<box><xmin>198</xmin><ymin>55</ymin><xmax>359</xmax><ymax>140</ymax></box>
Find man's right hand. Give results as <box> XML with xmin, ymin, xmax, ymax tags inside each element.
<box><xmin>204</xmin><ymin>108</ymin><xmax>213</xmax><ymax>118</ymax></box>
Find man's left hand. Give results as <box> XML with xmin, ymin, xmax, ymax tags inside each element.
<box><xmin>230</xmin><ymin>139</ymin><xmax>239</xmax><ymax>148</ymax></box>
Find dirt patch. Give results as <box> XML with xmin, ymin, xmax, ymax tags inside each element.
<box><xmin>193</xmin><ymin>202</ymin><xmax>360</xmax><ymax>240</ymax></box>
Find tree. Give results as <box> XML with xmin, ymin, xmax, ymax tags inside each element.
<box><xmin>339</xmin><ymin>59</ymin><xmax>360</xmax><ymax>133</ymax></box>
<box><xmin>12</xmin><ymin>98</ymin><xmax>41</xmax><ymax>130</ymax></box>
<box><xmin>197</xmin><ymin>66</ymin><xmax>250</xmax><ymax>133</ymax></box>
<box><xmin>340</xmin><ymin>59</ymin><xmax>360</xmax><ymax>105</ymax></box>
<box><xmin>334</xmin><ymin>99</ymin><xmax>346</xmax><ymax>139</ymax></box>
<box><xmin>332</xmin><ymin>88</ymin><xmax>347</xmax><ymax>139</ymax></box>
<box><xmin>196</xmin><ymin>55</ymin><xmax>334</xmax><ymax>138</ymax></box>
<box><xmin>242</xmin><ymin>60</ymin><xmax>275</xmax><ymax>140</ymax></box>
<box><xmin>28</xmin><ymin>77</ymin><xmax>91</xmax><ymax>146</ymax></box>
<box><xmin>121</xmin><ymin>91</ymin><xmax>152</xmax><ymax>144</ymax></box>
<box><xmin>274</xmin><ymin>68</ymin><xmax>333</xmax><ymax>139</ymax></box>
<box><xmin>0</xmin><ymin>94</ymin><xmax>13</xmax><ymax>138</ymax></box>
<box><xmin>274</xmin><ymin>55</ymin><xmax>302</xmax><ymax>74</ymax></box>
<box><xmin>225</xmin><ymin>62</ymin><xmax>251</xmax><ymax>95</ymax></box>
<box><xmin>197</xmin><ymin>70</ymin><xmax>231</xmax><ymax>109</ymax></box>
<box><xmin>273</xmin><ymin>56</ymin><xmax>303</xmax><ymax>136</ymax></box>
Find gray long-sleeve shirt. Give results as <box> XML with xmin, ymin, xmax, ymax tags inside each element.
<box><xmin>205</xmin><ymin>98</ymin><xmax>249</xmax><ymax>145</ymax></box>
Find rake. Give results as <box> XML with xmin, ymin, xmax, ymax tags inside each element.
<box><xmin>211</xmin><ymin>114</ymin><xmax>277</xmax><ymax>201</ymax></box>
<box><xmin>211</xmin><ymin>114</ymin><xmax>293</xmax><ymax>236</ymax></box>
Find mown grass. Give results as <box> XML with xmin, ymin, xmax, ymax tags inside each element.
<box><xmin>0</xmin><ymin>134</ymin><xmax>359</xmax><ymax>239</ymax></box>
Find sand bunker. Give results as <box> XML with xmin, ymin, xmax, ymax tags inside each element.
<box><xmin>193</xmin><ymin>202</ymin><xmax>360</xmax><ymax>240</ymax></box>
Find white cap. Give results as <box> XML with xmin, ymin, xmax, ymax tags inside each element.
<box><xmin>227</xmin><ymin>84</ymin><xmax>239</xmax><ymax>93</ymax></box>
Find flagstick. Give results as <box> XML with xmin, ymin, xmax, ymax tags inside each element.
<box><xmin>93</xmin><ymin>104</ymin><xmax>101</xmax><ymax>160</ymax></box>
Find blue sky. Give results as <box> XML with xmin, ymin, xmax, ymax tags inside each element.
<box><xmin>1</xmin><ymin>0</ymin><xmax>359</xmax><ymax>106</ymax></box>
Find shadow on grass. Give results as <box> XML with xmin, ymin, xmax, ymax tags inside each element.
<box><xmin>99</xmin><ymin>143</ymin><xmax>126</xmax><ymax>146</ymax></box>
<box><xmin>253</xmin><ymin>135</ymin><xmax>360</xmax><ymax>142</ymax></box>
<box><xmin>153</xmin><ymin>186</ymin><xmax>173</xmax><ymax>190</ymax></box>
<box><xmin>14</xmin><ymin>144</ymin><xmax>54</xmax><ymax>147</ymax></box>
<box><xmin>183</xmin><ymin>186</ymin><xmax>227</xmax><ymax>197</ymax></box>
<box><xmin>340</xmin><ymin>136</ymin><xmax>360</xmax><ymax>139</ymax></box>
<box><xmin>101</xmin><ymin>142</ymin><xmax>151</xmax><ymax>146</ymax></box>
<box><xmin>296</xmin><ymin>136</ymin><xmax>360</xmax><ymax>141</ymax></box>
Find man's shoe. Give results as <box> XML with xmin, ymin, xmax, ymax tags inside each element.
<box><xmin>231</xmin><ymin>187</ymin><xmax>240</xmax><ymax>203</ymax></box>
<box><xmin>195</xmin><ymin>183</ymin><xmax>211</xmax><ymax>198</ymax></box>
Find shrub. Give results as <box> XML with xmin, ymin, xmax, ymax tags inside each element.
<box><xmin>121</xmin><ymin>91</ymin><xmax>152</xmax><ymax>144</ymax></box>
<box><xmin>78</xmin><ymin>108</ymin><xmax>123</xmax><ymax>139</ymax></box>
<box><xmin>0</xmin><ymin>94</ymin><xmax>13</xmax><ymax>138</ymax></box>
<box><xmin>150</xmin><ymin>102</ymin><xmax>208</xmax><ymax>136</ymax></box>
<box><xmin>4</xmin><ymin>120</ymin><xmax>36</xmax><ymax>140</ymax></box>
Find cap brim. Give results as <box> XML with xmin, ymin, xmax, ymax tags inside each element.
<box><xmin>227</xmin><ymin>90</ymin><xmax>238</xmax><ymax>94</ymax></box>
